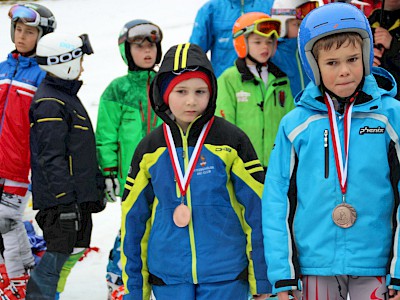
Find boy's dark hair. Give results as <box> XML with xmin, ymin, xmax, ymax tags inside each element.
<box><xmin>312</xmin><ymin>32</ymin><xmax>363</xmax><ymax>61</ymax></box>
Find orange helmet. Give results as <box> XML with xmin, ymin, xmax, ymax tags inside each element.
<box><xmin>232</xmin><ymin>12</ymin><xmax>281</xmax><ymax>58</ymax></box>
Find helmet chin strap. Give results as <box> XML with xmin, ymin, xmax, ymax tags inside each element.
<box><xmin>246</xmin><ymin>54</ymin><xmax>267</xmax><ymax>67</ymax></box>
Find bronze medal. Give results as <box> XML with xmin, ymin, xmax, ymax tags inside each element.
<box><xmin>173</xmin><ymin>203</ymin><xmax>191</xmax><ymax>227</ymax></box>
<box><xmin>332</xmin><ymin>203</ymin><xmax>357</xmax><ymax>228</ymax></box>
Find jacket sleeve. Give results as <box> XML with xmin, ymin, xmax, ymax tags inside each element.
<box><xmin>230</xmin><ymin>129</ymin><xmax>272</xmax><ymax>295</ymax></box>
<box><xmin>189</xmin><ymin>1</ymin><xmax>213</xmax><ymax>53</ymax></box>
<box><xmin>30</xmin><ymin>99</ymin><xmax>76</xmax><ymax>205</ymax></box>
<box><xmin>386</xmin><ymin>116</ymin><xmax>400</xmax><ymax>291</ymax></box>
<box><xmin>215</xmin><ymin>70</ymin><xmax>237</xmax><ymax>123</ymax></box>
<box><xmin>96</xmin><ymin>80</ymin><xmax>124</xmax><ymax>175</ymax></box>
<box><xmin>121</xmin><ymin>142</ymin><xmax>154</xmax><ymax>300</ymax></box>
<box><xmin>262</xmin><ymin>122</ymin><xmax>301</xmax><ymax>294</ymax></box>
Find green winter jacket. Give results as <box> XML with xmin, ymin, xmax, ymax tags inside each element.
<box><xmin>96</xmin><ymin>70</ymin><xmax>162</xmax><ymax>195</ymax></box>
<box><xmin>216</xmin><ymin>59</ymin><xmax>294</xmax><ymax>167</ymax></box>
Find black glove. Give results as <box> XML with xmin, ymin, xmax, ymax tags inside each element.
<box><xmin>58</xmin><ymin>203</ymin><xmax>81</xmax><ymax>232</ymax></box>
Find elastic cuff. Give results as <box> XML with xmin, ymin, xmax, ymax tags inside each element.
<box><xmin>255</xmin><ymin>279</ymin><xmax>273</xmax><ymax>294</ymax></box>
<box><xmin>387</xmin><ymin>274</ymin><xmax>400</xmax><ymax>290</ymax></box>
<box><xmin>273</xmin><ymin>278</ymin><xmax>302</xmax><ymax>294</ymax></box>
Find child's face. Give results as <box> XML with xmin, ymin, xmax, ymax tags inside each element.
<box><xmin>286</xmin><ymin>19</ymin><xmax>302</xmax><ymax>39</ymax></box>
<box><xmin>246</xmin><ymin>33</ymin><xmax>276</xmax><ymax>65</ymax></box>
<box><xmin>168</xmin><ymin>77</ymin><xmax>210</xmax><ymax>131</ymax></box>
<box><xmin>130</xmin><ymin>39</ymin><xmax>157</xmax><ymax>69</ymax></box>
<box><xmin>317</xmin><ymin>41</ymin><xmax>363</xmax><ymax>98</ymax></box>
<box><xmin>14</xmin><ymin>21</ymin><xmax>39</xmax><ymax>54</ymax></box>
<box><xmin>385</xmin><ymin>0</ymin><xmax>400</xmax><ymax>10</ymax></box>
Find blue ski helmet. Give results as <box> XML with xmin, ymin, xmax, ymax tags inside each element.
<box><xmin>118</xmin><ymin>19</ymin><xmax>162</xmax><ymax>70</ymax></box>
<box><xmin>298</xmin><ymin>3</ymin><xmax>373</xmax><ymax>86</ymax></box>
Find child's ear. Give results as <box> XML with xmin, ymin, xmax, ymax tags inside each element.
<box><xmin>272</xmin><ymin>39</ymin><xmax>278</xmax><ymax>56</ymax></box>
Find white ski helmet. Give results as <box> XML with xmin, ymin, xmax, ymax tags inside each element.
<box><xmin>36</xmin><ymin>33</ymin><xmax>94</xmax><ymax>80</ymax></box>
<box><xmin>271</xmin><ymin>0</ymin><xmax>323</xmax><ymax>37</ymax></box>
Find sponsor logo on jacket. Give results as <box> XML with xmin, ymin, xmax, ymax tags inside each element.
<box><xmin>236</xmin><ymin>90</ymin><xmax>251</xmax><ymax>103</ymax></box>
<box><xmin>195</xmin><ymin>155</ymin><xmax>214</xmax><ymax>175</ymax></box>
<box><xmin>359</xmin><ymin>126</ymin><xmax>385</xmax><ymax>135</ymax></box>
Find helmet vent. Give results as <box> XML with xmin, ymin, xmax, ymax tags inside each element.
<box><xmin>314</xmin><ymin>22</ymin><xmax>328</xmax><ymax>28</ymax></box>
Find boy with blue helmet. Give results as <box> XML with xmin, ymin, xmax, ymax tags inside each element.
<box><xmin>262</xmin><ymin>2</ymin><xmax>400</xmax><ymax>299</ymax></box>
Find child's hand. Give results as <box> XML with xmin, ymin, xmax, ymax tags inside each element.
<box><xmin>374</xmin><ymin>27</ymin><xmax>393</xmax><ymax>50</ymax></box>
<box><xmin>373</xmin><ymin>46</ymin><xmax>384</xmax><ymax>66</ymax></box>
<box><xmin>252</xmin><ymin>294</ymin><xmax>270</xmax><ymax>299</ymax></box>
<box><xmin>277</xmin><ymin>291</ymin><xmax>299</xmax><ymax>300</ymax></box>
<box><xmin>389</xmin><ymin>289</ymin><xmax>400</xmax><ymax>299</ymax></box>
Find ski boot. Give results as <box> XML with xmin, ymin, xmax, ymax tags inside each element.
<box><xmin>107</xmin><ymin>280</ymin><xmax>121</xmax><ymax>300</ymax></box>
<box><xmin>0</xmin><ymin>264</ymin><xmax>9</xmax><ymax>291</ymax></box>
<box><xmin>110</xmin><ymin>285</ymin><xmax>124</xmax><ymax>300</ymax></box>
<box><xmin>0</xmin><ymin>288</ymin><xmax>11</xmax><ymax>300</ymax></box>
<box><xmin>3</xmin><ymin>274</ymin><xmax>29</xmax><ymax>300</ymax></box>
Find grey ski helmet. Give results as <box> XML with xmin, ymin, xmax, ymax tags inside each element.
<box><xmin>118</xmin><ymin>19</ymin><xmax>163</xmax><ymax>70</ymax></box>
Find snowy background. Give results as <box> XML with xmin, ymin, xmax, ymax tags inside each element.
<box><xmin>0</xmin><ymin>0</ymin><xmax>207</xmax><ymax>298</ymax></box>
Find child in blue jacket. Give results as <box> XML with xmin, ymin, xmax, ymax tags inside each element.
<box><xmin>121</xmin><ymin>43</ymin><xmax>271</xmax><ymax>300</ymax></box>
<box><xmin>262</xmin><ymin>3</ymin><xmax>400</xmax><ymax>300</ymax></box>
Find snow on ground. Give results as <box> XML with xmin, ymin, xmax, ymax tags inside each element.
<box><xmin>0</xmin><ymin>0</ymin><xmax>207</xmax><ymax>298</ymax></box>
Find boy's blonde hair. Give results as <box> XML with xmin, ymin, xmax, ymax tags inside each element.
<box><xmin>312</xmin><ymin>32</ymin><xmax>363</xmax><ymax>61</ymax></box>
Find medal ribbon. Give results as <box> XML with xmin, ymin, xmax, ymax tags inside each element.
<box><xmin>324</xmin><ymin>93</ymin><xmax>355</xmax><ymax>194</ymax></box>
<box><xmin>163</xmin><ymin>117</ymin><xmax>214</xmax><ymax>197</ymax></box>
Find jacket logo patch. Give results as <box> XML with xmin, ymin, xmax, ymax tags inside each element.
<box><xmin>359</xmin><ymin>126</ymin><xmax>385</xmax><ymax>135</ymax></box>
<box><xmin>236</xmin><ymin>90</ymin><xmax>251</xmax><ymax>103</ymax></box>
<box><xmin>200</xmin><ymin>155</ymin><xmax>206</xmax><ymax>167</ymax></box>
<box><xmin>195</xmin><ymin>155</ymin><xmax>214</xmax><ymax>176</ymax></box>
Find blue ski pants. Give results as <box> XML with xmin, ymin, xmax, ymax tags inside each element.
<box><xmin>152</xmin><ymin>279</ymin><xmax>249</xmax><ymax>300</ymax></box>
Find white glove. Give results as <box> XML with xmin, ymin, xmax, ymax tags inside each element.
<box><xmin>105</xmin><ymin>177</ymin><xmax>120</xmax><ymax>202</ymax></box>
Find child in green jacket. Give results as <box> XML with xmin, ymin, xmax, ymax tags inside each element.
<box><xmin>94</xmin><ymin>19</ymin><xmax>163</xmax><ymax>299</ymax></box>
<box><xmin>216</xmin><ymin>12</ymin><xmax>294</xmax><ymax>169</ymax></box>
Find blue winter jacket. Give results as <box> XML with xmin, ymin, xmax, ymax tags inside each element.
<box><xmin>189</xmin><ymin>0</ymin><xmax>274</xmax><ymax>78</ymax></box>
<box><xmin>121</xmin><ymin>43</ymin><xmax>271</xmax><ymax>299</ymax></box>
<box><xmin>262</xmin><ymin>67</ymin><xmax>400</xmax><ymax>294</ymax></box>
<box><xmin>271</xmin><ymin>38</ymin><xmax>310</xmax><ymax>98</ymax></box>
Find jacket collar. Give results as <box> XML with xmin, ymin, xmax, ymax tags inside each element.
<box><xmin>235</xmin><ymin>58</ymin><xmax>287</xmax><ymax>84</ymax></box>
<box><xmin>44</xmin><ymin>74</ymin><xmax>83</xmax><ymax>95</ymax></box>
<box><xmin>8</xmin><ymin>51</ymin><xmax>38</xmax><ymax>68</ymax></box>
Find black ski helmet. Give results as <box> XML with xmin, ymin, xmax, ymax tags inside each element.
<box><xmin>118</xmin><ymin>19</ymin><xmax>163</xmax><ymax>70</ymax></box>
<box><xmin>9</xmin><ymin>3</ymin><xmax>56</xmax><ymax>43</ymax></box>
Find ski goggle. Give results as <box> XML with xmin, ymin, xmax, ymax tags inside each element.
<box><xmin>233</xmin><ymin>18</ymin><xmax>281</xmax><ymax>39</ymax></box>
<box><xmin>271</xmin><ymin>1</ymin><xmax>319</xmax><ymax>20</ymax></box>
<box><xmin>79</xmin><ymin>34</ymin><xmax>94</xmax><ymax>55</ymax></box>
<box><xmin>127</xmin><ymin>23</ymin><xmax>162</xmax><ymax>44</ymax></box>
<box><xmin>8</xmin><ymin>4</ymin><xmax>43</xmax><ymax>27</ymax></box>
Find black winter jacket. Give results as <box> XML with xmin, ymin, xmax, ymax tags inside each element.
<box><xmin>30</xmin><ymin>75</ymin><xmax>99</xmax><ymax>210</ymax></box>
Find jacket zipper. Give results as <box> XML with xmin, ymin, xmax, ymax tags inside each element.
<box><xmin>324</xmin><ymin>129</ymin><xmax>329</xmax><ymax>178</ymax></box>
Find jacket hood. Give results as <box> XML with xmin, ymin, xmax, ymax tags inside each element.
<box><xmin>294</xmin><ymin>67</ymin><xmax>398</xmax><ymax>112</ymax></box>
<box><xmin>150</xmin><ymin>43</ymin><xmax>217</xmax><ymax>129</ymax></box>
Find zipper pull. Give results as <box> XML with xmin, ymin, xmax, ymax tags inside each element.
<box><xmin>324</xmin><ymin>129</ymin><xmax>328</xmax><ymax>148</ymax></box>
<box><xmin>324</xmin><ymin>129</ymin><xmax>329</xmax><ymax>178</ymax></box>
